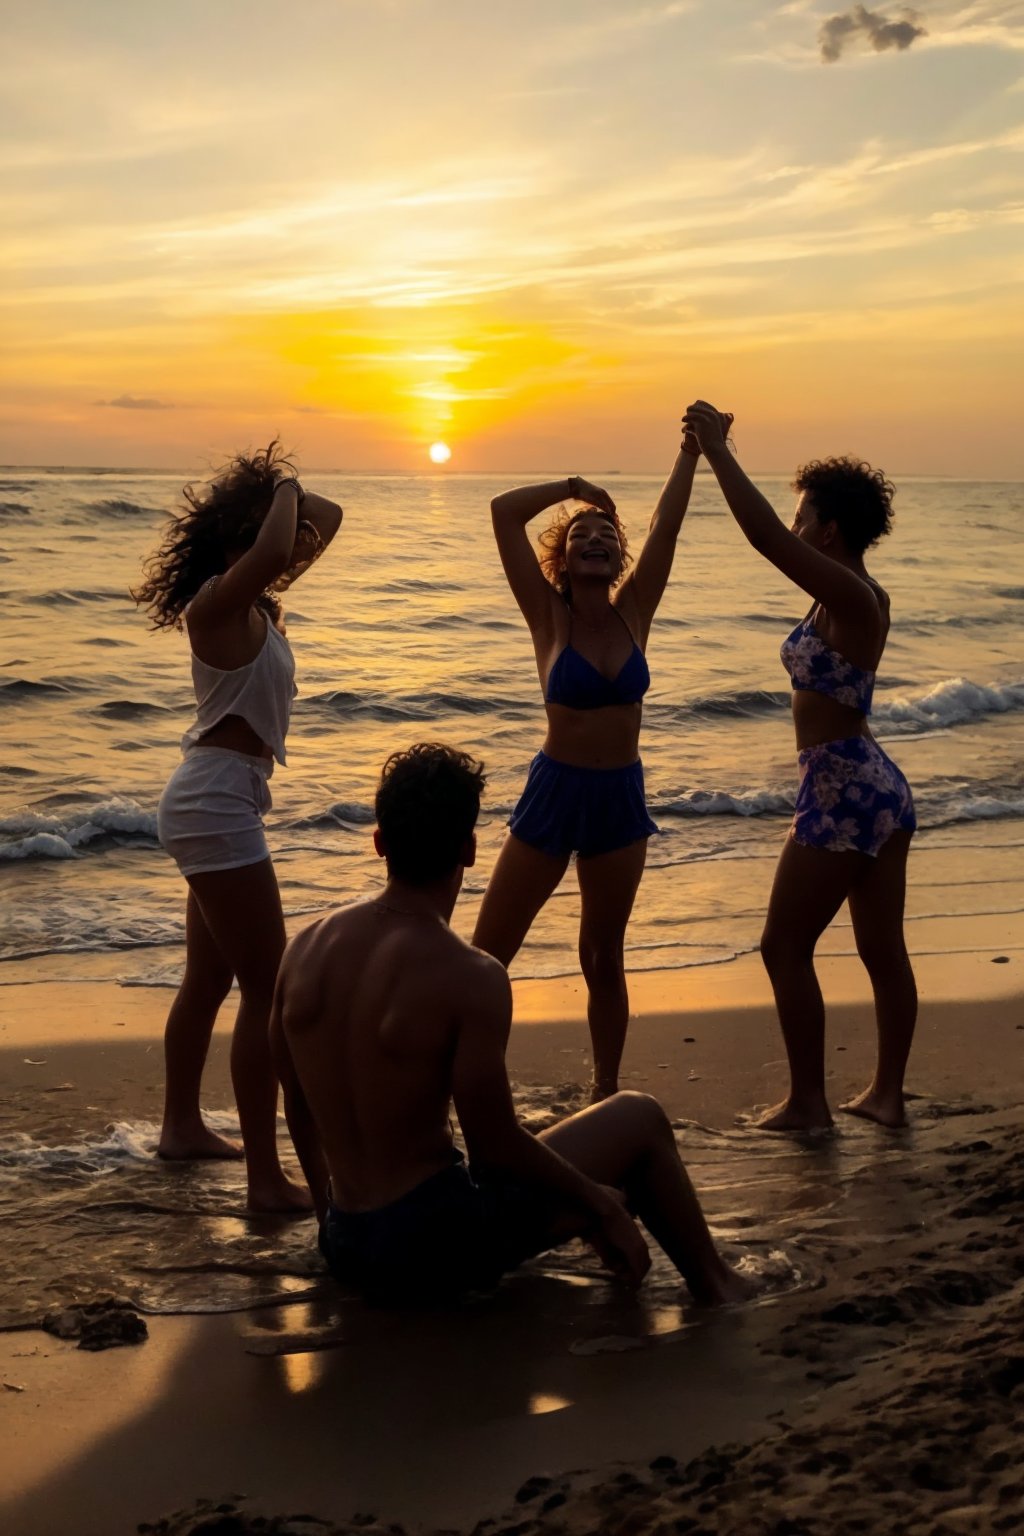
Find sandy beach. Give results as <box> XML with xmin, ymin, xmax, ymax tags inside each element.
<box><xmin>1</xmin><ymin>935</ymin><xmax>1021</xmax><ymax>1536</ymax></box>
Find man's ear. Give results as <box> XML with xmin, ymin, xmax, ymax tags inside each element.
<box><xmin>460</xmin><ymin>832</ymin><xmax>477</xmax><ymax>870</ymax></box>
<box><xmin>372</xmin><ymin>827</ymin><xmax>386</xmax><ymax>860</ymax></box>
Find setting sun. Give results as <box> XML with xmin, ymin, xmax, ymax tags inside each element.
<box><xmin>429</xmin><ymin>442</ymin><xmax>452</xmax><ymax>464</ymax></box>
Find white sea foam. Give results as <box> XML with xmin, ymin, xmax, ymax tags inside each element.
<box><xmin>0</xmin><ymin>798</ymin><xmax>157</xmax><ymax>860</ymax></box>
<box><xmin>878</xmin><ymin>677</ymin><xmax>1024</xmax><ymax>732</ymax></box>
<box><xmin>657</xmin><ymin>788</ymin><xmax>793</xmax><ymax>819</ymax></box>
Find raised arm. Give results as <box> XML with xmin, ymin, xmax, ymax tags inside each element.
<box><xmin>683</xmin><ymin>401</ymin><xmax>880</xmax><ymax>623</ymax></box>
<box><xmin>190</xmin><ymin>479</ymin><xmax>301</xmax><ymax>619</ymax></box>
<box><xmin>620</xmin><ymin>439</ymin><xmax>700</xmax><ymax>642</ymax></box>
<box><xmin>489</xmin><ymin>477</ymin><xmax>614</xmax><ymax>635</ymax></box>
<box><xmin>270</xmin><ymin>486</ymin><xmax>344</xmax><ymax>591</ymax></box>
<box><xmin>452</xmin><ymin>956</ymin><xmax>649</xmax><ymax>1284</ymax></box>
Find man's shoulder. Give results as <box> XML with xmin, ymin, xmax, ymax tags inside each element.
<box><xmin>280</xmin><ymin>905</ymin><xmax>361</xmax><ymax>975</ymax></box>
<box><xmin>444</xmin><ymin>931</ymin><xmax>508</xmax><ymax>985</ymax></box>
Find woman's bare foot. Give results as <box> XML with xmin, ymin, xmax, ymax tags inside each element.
<box><xmin>839</xmin><ymin>1086</ymin><xmax>907</xmax><ymax>1128</ymax></box>
<box><xmin>590</xmin><ymin>1080</ymin><xmax>617</xmax><ymax>1105</ymax></box>
<box><xmin>158</xmin><ymin>1121</ymin><xmax>244</xmax><ymax>1160</ymax></box>
<box><xmin>246</xmin><ymin>1173</ymin><xmax>314</xmax><ymax>1215</ymax></box>
<box><xmin>754</xmin><ymin>1097</ymin><xmax>833</xmax><ymax>1132</ymax></box>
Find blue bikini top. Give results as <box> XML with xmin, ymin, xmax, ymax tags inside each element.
<box><xmin>780</xmin><ymin>612</ymin><xmax>875</xmax><ymax>715</ymax></box>
<box><xmin>545</xmin><ymin>609</ymin><xmax>650</xmax><ymax>710</ymax></box>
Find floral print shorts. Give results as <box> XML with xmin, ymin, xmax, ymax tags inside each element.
<box><xmin>793</xmin><ymin>736</ymin><xmax>916</xmax><ymax>857</ymax></box>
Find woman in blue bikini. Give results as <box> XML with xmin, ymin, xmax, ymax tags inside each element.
<box><xmin>684</xmin><ymin>400</ymin><xmax>917</xmax><ymax>1131</ymax></box>
<box><xmin>473</xmin><ymin>431</ymin><xmax>715</xmax><ymax>1100</ymax></box>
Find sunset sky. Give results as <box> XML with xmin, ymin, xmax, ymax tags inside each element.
<box><xmin>3</xmin><ymin>0</ymin><xmax>1022</xmax><ymax>474</ymax></box>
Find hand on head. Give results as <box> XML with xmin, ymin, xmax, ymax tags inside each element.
<box><xmin>682</xmin><ymin>402</ymin><xmax>734</xmax><ymax>455</ymax></box>
<box><xmin>570</xmin><ymin>476</ymin><xmax>617</xmax><ymax>517</ymax></box>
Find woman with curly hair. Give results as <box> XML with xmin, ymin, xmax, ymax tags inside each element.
<box><xmin>134</xmin><ymin>442</ymin><xmax>342</xmax><ymax>1209</ymax></box>
<box><xmin>683</xmin><ymin>401</ymin><xmax>917</xmax><ymax>1132</ymax></box>
<box><xmin>473</xmin><ymin>435</ymin><xmax>716</xmax><ymax>1102</ymax></box>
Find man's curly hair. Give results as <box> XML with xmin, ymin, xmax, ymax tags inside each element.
<box><xmin>794</xmin><ymin>457</ymin><xmax>895</xmax><ymax>556</ymax></box>
<box><xmin>132</xmin><ymin>440</ymin><xmax>295</xmax><ymax>629</ymax></box>
<box><xmin>375</xmin><ymin>743</ymin><xmax>486</xmax><ymax>886</ymax></box>
<box><xmin>537</xmin><ymin>506</ymin><xmax>632</xmax><ymax>601</ymax></box>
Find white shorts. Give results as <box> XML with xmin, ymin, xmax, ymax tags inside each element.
<box><xmin>157</xmin><ymin>747</ymin><xmax>274</xmax><ymax>878</ymax></box>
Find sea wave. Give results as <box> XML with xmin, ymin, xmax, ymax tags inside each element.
<box><xmin>0</xmin><ymin>799</ymin><xmax>158</xmax><ymax>861</ymax></box>
<box><xmin>0</xmin><ymin>678</ymin><xmax>73</xmax><ymax>702</ymax></box>
<box><xmin>656</xmin><ymin>688</ymin><xmax>789</xmax><ymax>722</ymax></box>
<box><xmin>92</xmin><ymin>699</ymin><xmax>173</xmax><ymax>721</ymax></box>
<box><xmin>293</xmin><ymin>800</ymin><xmax>376</xmax><ymax>830</ymax></box>
<box><xmin>87</xmin><ymin>497</ymin><xmax>160</xmax><ymax>518</ymax></box>
<box><xmin>24</xmin><ymin>587</ymin><xmax>123</xmax><ymax>607</ymax></box>
<box><xmin>877</xmin><ymin>677</ymin><xmax>1024</xmax><ymax>732</ymax></box>
<box><xmin>931</xmin><ymin>794</ymin><xmax>1024</xmax><ymax>827</ymax></box>
<box><xmin>303</xmin><ymin>688</ymin><xmax>528</xmax><ymax>722</ymax></box>
<box><xmin>657</xmin><ymin>787</ymin><xmax>794</xmax><ymax>819</ymax></box>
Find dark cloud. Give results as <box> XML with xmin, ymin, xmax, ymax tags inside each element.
<box><xmin>820</xmin><ymin>5</ymin><xmax>927</xmax><ymax>63</ymax></box>
<box><xmin>95</xmin><ymin>394</ymin><xmax>174</xmax><ymax>410</ymax></box>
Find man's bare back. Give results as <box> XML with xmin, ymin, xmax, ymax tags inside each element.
<box><xmin>271</xmin><ymin>743</ymin><xmax>751</xmax><ymax>1309</ymax></box>
<box><xmin>275</xmin><ymin>897</ymin><xmax>501</xmax><ymax>1211</ymax></box>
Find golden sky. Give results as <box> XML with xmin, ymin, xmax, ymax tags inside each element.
<box><xmin>2</xmin><ymin>0</ymin><xmax>1023</xmax><ymax>474</ymax></box>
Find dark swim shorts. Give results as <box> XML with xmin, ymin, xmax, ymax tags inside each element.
<box><xmin>318</xmin><ymin>1152</ymin><xmax>562</xmax><ymax>1306</ymax></box>
<box><xmin>509</xmin><ymin>751</ymin><xmax>658</xmax><ymax>859</ymax></box>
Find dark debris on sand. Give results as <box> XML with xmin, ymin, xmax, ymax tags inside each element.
<box><xmin>138</xmin><ymin>1284</ymin><xmax>1024</xmax><ymax>1535</ymax></box>
<box><xmin>141</xmin><ymin>1121</ymin><xmax>1024</xmax><ymax>1536</ymax></box>
<box><xmin>43</xmin><ymin>1297</ymin><xmax>148</xmax><ymax>1350</ymax></box>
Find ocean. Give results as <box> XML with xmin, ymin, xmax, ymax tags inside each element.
<box><xmin>2</xmin><ymin>465</ymin><xmax>1023</xmax><ymax>1327</ymax></box>
<box><xmin>2</xmin><ymin>467</ymin><xmax>1023</xmax><ymax>992</ymax></box>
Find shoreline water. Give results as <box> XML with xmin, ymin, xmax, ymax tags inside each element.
<box><xmin>1</xmin><ymin>955</ymin><xmax>1021</xmax><ymax>1535</ymax></box>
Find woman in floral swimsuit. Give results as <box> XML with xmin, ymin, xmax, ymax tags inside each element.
<box><xmin>684</xmin><ymin>401</ymin><xmax>917</xmax><ymax>1132</ymax></box>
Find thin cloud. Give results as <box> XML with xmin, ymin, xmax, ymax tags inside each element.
<box><xmin>820</xmin><ymin>5</ymin><xmax>928</xmax><ymax>62</ymax></box>
<box><xmin>95</xmin><ymin>394</ymin><xmax>173</xmax><ymax>410</ymax></box>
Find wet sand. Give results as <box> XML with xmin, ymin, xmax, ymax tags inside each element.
<box><xmin>1</xmin><ymin>947</ymin><xmax>1022</xmax><ymax>1535</ymax></box>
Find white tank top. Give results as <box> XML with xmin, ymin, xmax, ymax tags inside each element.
<box><xmin>182</xmin><ymin>616</ymin><xmax>297</xmax><ymax>766</ymax></box>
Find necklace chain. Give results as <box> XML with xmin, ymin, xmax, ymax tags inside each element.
<box><xmin>372</xmin><ymin>899</ymin><xmax>443</xmax><ymax>923</ymax></box>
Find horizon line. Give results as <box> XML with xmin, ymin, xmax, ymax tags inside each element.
<box><xmin>4</xmin><ymin>463</ymin><xmax>1021</xmax><ymax>484</ymax></box>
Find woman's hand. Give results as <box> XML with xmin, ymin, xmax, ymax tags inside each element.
<box><xmin>568</xmin><ymin>475</ymin><xmax>616</xmax><ymax>516</ymax></box>
<box><xmin>682</xmin><ymin>402</ymin><xmax>734</xmax><ymax>456</ymax></box>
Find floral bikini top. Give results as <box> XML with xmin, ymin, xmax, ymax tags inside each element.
<box><xmin>780</xmin><ymin>611</ymin><xmax>875</xmax><ymax>715</ymax></box>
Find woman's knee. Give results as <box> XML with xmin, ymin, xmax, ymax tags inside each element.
<box><xmin>760</xmin><ymin>921</ymin><xmax>813</xmax><ymax>973</ymax></box>
<box><xmin>855</xmin><ymin>932</ymin><xmax>910</xmax><ymax>977</ymax></box>
<box><xmin>179</xmin><ymin>966</ymin><xmax>234</xmax><ymax>1011</ymax></box>
<box><xmin>578</xmin><ymin>937</ymin><xmax>625</xmax><ymax>988</ymax></box>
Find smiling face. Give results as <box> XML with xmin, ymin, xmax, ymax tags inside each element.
<box><xmin>564</xmin><ymin>511</ymin><xmax>623</xmax><ymax>586</ymax></box>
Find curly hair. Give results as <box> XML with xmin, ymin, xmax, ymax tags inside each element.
<box><xmin>537</xmin><ymin>505</ymin><xmax>632</xmax><ymax>601</ymax></box>
<box><xmin>132</xmin><ymin>440</ymin><xmax>296</xmax><ymax>629</ymax></box>
<box><xmin>793</xmin><ymin>457</ymin><xmax>895</xmax><ymax>556</ymax></box>
<box><xmin>375</xmin><ymin>743</ymin><xmax>487</xmax><ymax>885</ymax></box>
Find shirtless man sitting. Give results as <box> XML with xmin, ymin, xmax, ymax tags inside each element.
<box><xmin>271</xmin><ymin>742</ymin><xmax>750</xmax><ymax>1307</ymax></box>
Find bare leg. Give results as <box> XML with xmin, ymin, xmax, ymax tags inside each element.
<box><xmin>187</xmin><ymin>860</ymin><xmax>311</xmax><ymax>1213</ymax></box>
<box><xmin>576</xmin><ymin>839</ymin><xmax>647</xmax><ymax>1101</ymax></box>
<box><xmin>841</xmin><ymin>830</ymin><xmax>917</xmax><ymax>1127</ymax></box>
<box><xmin>540</xmin><ymin>1092</ymin><xmax>752</xmax><ymax>1304</ymax></box>
<box><xmin>758</xmin><ymin>835</ymin><xmax>864</xmax><ymax>1131</ymax></box>
<box><xmin>158</xmin><ymin>888</ymin><xmax>242</xmax><ymax>1160</ymax></box>
<box><xmin>472</xmin><ymin>833</ymin><xmax>569</xmax><ymax>965</ymax></box>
